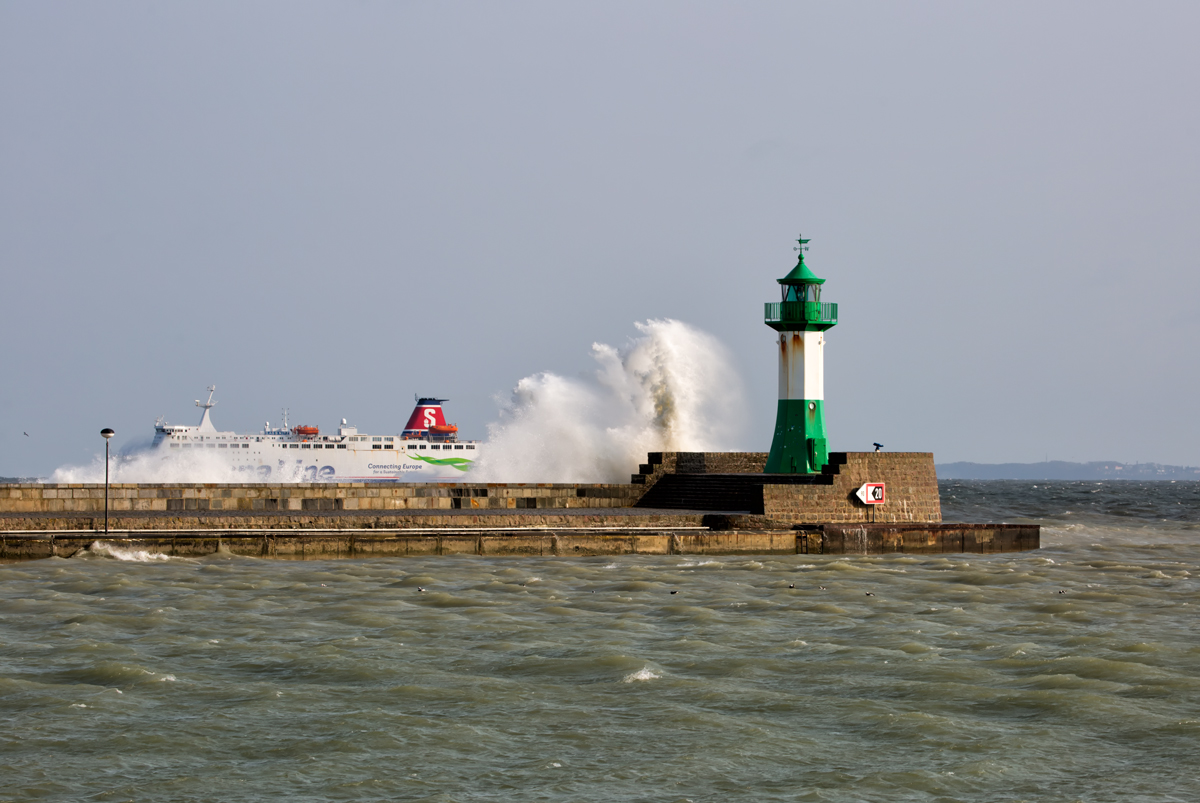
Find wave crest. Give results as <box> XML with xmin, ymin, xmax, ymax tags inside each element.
<box><xmin>473</xmin><ymin>319</ymin><xmax>745</xmax><ymax>483</ymax></box>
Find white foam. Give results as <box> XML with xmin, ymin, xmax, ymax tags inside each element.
<box><xmin>473</xmin><ymin>319</ymin><xmax>747</xmax><ymax>483</ymax></box>
<box><xmin>86</xmin><ymin>541</ymin><xmax>176</xmax><ymax>562</ymax></box>
<box><xmin>622</xmin><ymin>667</ymin><xmax>662</xmax><ymax>683</ymax></box>
<box><xmin>48</xmin><ymin>441</ymin><xmax>254</xmax><ymax>484</ymax></box>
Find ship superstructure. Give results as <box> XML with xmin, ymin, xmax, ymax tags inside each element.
<box><xmin>149</xmin><ymin>387</ymin><xmax>481</xmax><ymax>481</ymax></box>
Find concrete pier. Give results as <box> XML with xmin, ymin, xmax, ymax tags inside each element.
<box><xmin>0</xmin><ymin>523</ymin><xmax>1037</xmax><ymax>561</ymax></box>
<box><xmin>0</xmin><ymin>452</ymin><xmax>1038</xmax><ymax>561</ymax></box>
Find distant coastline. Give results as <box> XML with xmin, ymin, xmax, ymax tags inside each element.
<box><xmin>937</xmin><ymin>461</ymin><xmax>1200</xmax><ymax>481</ymax></box>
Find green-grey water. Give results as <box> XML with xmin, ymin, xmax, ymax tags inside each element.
<box><xmin>2</xmin><ymin>481</ymin><xmax>1198</xmax><ymax>802</ymax></box>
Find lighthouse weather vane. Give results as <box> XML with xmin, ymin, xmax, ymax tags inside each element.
<box><xmin>794</xmin><ymin>234</ymin><xmax>810</xmax><ymax>253</ymax></box>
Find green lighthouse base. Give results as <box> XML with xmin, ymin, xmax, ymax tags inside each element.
<box><xmin>765</xmin><ymin>399</ymin><xmax>828</xmax><ymax>474</ymax></box>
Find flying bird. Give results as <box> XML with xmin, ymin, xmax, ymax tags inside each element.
<box><xmin>24</xmin><ymin>432</ymin><xmax>29</xmax><ymax>437</ymax></box>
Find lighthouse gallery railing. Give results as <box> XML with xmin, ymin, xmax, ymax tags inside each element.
<box><xmin>763</xmin><ymin>301</ymin><xmax>838</xmax><ymax>327</ymax></box>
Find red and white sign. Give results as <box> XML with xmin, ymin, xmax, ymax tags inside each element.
<box><xmin>856</xmin><ymin>483</ymin><xmax>886</xmax><ymax>505</ymax></box>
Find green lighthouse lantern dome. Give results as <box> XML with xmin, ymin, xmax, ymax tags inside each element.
<box><xmin>778</xmin><ymin>237</ymin><xmax>825</xmax><ymax>303</ymax></box>
<box><xmin>778</xmin><ymin>254</ymin><xmax>825</xmax><ymax>301</ymax></box>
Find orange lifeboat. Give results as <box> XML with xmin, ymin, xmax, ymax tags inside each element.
<box><xmin>292</xmin><ymin>425</ymin><xmax>319</xmax><ymax>437</ymax></box>
<box><xmin>428</xmin><ymin>424</ymin><xmax>458</xmax><ymax>435</ymax></box>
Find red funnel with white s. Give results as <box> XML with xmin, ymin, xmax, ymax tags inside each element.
<box><xmin>403</xmin><ymin>397</ymin><xmax>451</xmax><ymax>437</ymax></box>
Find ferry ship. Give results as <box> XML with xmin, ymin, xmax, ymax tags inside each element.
<box><xmin>149</xmin><ymin>387</ymin><xmax>481</xmax><ymax>481</ymax></box>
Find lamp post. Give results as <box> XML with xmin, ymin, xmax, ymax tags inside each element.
<box><xmin>100</xmin><ymin>428</ymin><xmax>115</xmax><ymax>534</ymax></box>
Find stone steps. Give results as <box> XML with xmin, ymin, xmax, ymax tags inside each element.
<box><xmin>633</xmin><ymin>473</ymin><xmax>833</xmax><ymax>513</ymax></box>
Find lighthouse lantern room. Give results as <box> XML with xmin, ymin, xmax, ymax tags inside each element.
<box><xmin>764</xmin><ymin>236</ymin><xmax>839</xmax><ymax>474</ymax></box>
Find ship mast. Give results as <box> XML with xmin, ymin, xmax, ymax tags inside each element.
<box><xmin>195</xmin><ymin>385</ymin><xmax>218</xmax><ymax>433</ymax></box>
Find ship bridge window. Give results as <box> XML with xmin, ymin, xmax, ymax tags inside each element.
<box><xmin>170</xmin><ymin>443</ymin><xmax>180</xmax><ymax>448</ymax></box>
<box><xmin>384</xmin><ymin>444</ymin><xmax>394</xmax><ymax>449</ymax></box>
<box><xmin>207</xmin><ymin>444</ymin><xmax>216</xmax><ymax>448</ymax></box>
<box><xmin>325</xmin><ymin>444</ymin><xmax>334</xmax><ymax>449</ymax></box>
<box><xmin>372</xmin><ymin>437</ymin><xmax>382</xmax><ymax>442</ymax></box>
<box><xmin>219</xmin><ymin>444</ymin><xmax>228</xmax><ymax>448</ymax></box>
<box><xmin>454</xmin><ymin>445</ymin><xmax>464</xmax><ymax>450</ymax></box>
<box><xmin>301</xmin><ymin>444</ymin><xmax>311</xmax><ymax>449</ymax></box>
<box><xmin>289</xmin><ymin>444</ymin><xmax>298</xmax><ymax>449</ymax></box>
<box><xmin>384</xmin><ymin>436</ymin><xmax>393</xmax><ymax>442</ymax></box>
<box><xmin>466</xmin><ymin>445</ymin><xmax>475</xmax><ymax>450</ymax></box>
<box><xmin>372</xmin><ymin>444</ymin><xmax>382</xmax><ymax>450</ymax></box>
<box><xmin>242</xmin><ymin>444</ymin><xmax>249</xmax><ymax>448</ymax></box>
<box><xmin>430</xmin><ymin>445</ymin><xmax>441</xmax><ymax>450</ymax></box>
<box><xmin>336</xmin><ymin>445</ymin><xmax>346</xmax><ymax>449</ymax></box>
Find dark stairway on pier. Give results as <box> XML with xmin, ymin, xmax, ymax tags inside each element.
<box><xmin>633</xmin><ymin>472</ymin><xmax>834</xmax><ymax>513</ymax></box>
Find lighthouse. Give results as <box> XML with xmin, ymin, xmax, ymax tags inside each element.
<box><xmin>764</xmin><ymin>236</ymin><xmax>838</xmax><ymax>474</ymax></box>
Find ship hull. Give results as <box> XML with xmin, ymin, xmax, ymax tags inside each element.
<box><xmin>150</xmin><ymin>391</ymin><xmax>481</xmax><ymax>482</ymax></box>
<box><xmin>151</xmin><ymin>440</ymin><xmax>479</xmax><ymax>482</ymax></box>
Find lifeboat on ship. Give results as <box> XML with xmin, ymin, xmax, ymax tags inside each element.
<box><xmin>428</xmin><ymin>424</ymin><xmax>458</xmax><ymax>442</ymax></box>
<box><xmin>292</xmin><ymin>425</ymin><xmax>319</xmax><ymax>437</ymax></box>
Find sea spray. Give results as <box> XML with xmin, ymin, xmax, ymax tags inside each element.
<box><xmin>50</xmin><ymin>445</ymin><xmax>264</xmax><ymax>484</ymax></box>
<box><xmin>472</xmin><ymin>319</ymin><xmax>746</xmax><ymax>483</ymax></box>
<box><xmin>46</xmin><ymin>319</ymin><xmax>746</xmax><ymax>485</ymax></box>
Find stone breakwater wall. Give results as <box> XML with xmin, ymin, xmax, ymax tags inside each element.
<box><xmin>0</xmin><ymin>453</ymin><xmax>1036</xmax><ymax>560</ymax></box>
<box><xmin>0</xmin><ymin>523</ymin><xmax>1037</xmax><ymax>561</ymax></box>
<box><xmin>0</xmin><ymin>452</ymin><xmax>941</xmax><ymax>526</ymax></box>
<box><xmin>0</xmin><ymin>482</ymin><xmax>641</xmax><ymax>516</ymax></box>
<box><xmin>632</xmin><ymin>452</ymin><xmax>941</xmax><ymax>524</ymax></box>
<box><xmin>764</xmin><ymin>452</ymin><xmax>941</xmax><ymax>524</ymax></box>
<box><xmin>0</xmin><ymin>510</ymin><xmax>707</xmax><ymax>533</ymax></box>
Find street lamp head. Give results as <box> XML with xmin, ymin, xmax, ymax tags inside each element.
<box><xmin>101</xmin><ymin>428</ymin><xmax>115</xmax><ymax>439</ymax></box>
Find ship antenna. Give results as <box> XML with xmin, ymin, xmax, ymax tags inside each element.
<box><xmin>195</xmin><ymin>385</ymin><xmax>218</xmax><ymax>432</ymax></box>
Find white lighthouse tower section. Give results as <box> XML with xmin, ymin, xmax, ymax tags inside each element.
<box><xmin>778</xmin><ymin>331</ymin><xmax>825</xmax><ymax>401</ymax></box>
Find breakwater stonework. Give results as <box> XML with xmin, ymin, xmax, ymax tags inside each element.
<box><xmin>0</xmin><ymin>452</ymin><xmax>1037</xmax><ymax>560</ymax></box>
<box><xmin>1</xmin><ymin>524</ymin><xmax>1036</xmax><ymax>562</ymax></box>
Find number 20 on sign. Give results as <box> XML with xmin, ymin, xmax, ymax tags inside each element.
<box><xmin>856</xmin><ymin>483</ymin><xmax>886</xmax><ymax>505</ymax></box>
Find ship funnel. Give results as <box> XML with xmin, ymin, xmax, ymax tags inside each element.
<box><xmin>403</xmin><ymin>398</ymin><xmax>449</xmax><ymax>434</ymax></box>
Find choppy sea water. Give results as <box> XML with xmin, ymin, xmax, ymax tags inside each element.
<box><xmin>2</xmin><ymin>481</ymin><xmax>1198</xmax><ymax>802</ymax></box>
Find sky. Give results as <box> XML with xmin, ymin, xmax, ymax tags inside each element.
<box><xmin>2</xmin><ymin>1</ymin><xmax>1198</xmax><ymax>477</ymax></box>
